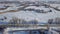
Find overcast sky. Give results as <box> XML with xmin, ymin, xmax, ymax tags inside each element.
<box><xmin>0</xmin><ymin>0</ymin><xmax>60</xmax><ymax>1</ymax></box>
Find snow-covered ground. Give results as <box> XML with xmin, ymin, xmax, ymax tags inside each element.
<box><xmin>0</xmin><ymin>7</ymin><xmax>18</xmax><ymax>12</ymax></box>
<box><xmin>0</xmin><ymin>1</ymin><xmax>60</xmax><ymax>24</ymax></box>
<box><xmin>0</xmin><ymin>5</ymin><xmax>60</xmax><ymax>23</ymax></box>
<box><xmin>48</xmin><ymin>4</ymin><xmax>60</xmax><ymax>10</ymax></box>
<box><xmin>25</xmin><ymin>6</ymin><xmax>51</xmax><ymax>12</ymax></box>
<box><xmin>0</xmin><ymin>6</ymin><xmax>23</xmax><ymax>12</ymax></box>
<box><xmin>50</xmin><ymin>4</ymin><xmax>60</xmax><ymax>7</ymax></box>
<box><xmin>0</xmin><ymin>1</ymin><xmax>60</xmax><ymax>34</ymax></box>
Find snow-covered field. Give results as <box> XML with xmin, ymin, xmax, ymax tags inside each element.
<box><xmin>0</xmin><ymin>5</ymin><xmax>60</xmax><ymax>24</ymax></box>
<box><xmin>25</xmin><ymin>6</ymin><xmax>50</xmax><ymax>11</ymax></box>
<box><xmin>50</xmin><ymin>4</ymin><xmax>60</xmax><ymax>7</ymax></box>
<box><xmin>48</xmin><ymin>4</ymin><xmax>60</xmax><ymax>10</ymax></box>
<box><xmin>0</xmin><ymin>1</ymin><xmax>60</xmax><ymax>34</ymax></box>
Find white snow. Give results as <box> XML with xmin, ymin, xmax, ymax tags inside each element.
<box><xmin>50</xmin><ymin>4</ymin><xmax>60</xmax><ymax>8</ymax></box>
<box><xmin>0</xmin><ymin>6</ymin><xmax>6</xmax><ymax>8</ymax></box>
<box><xmin>0</xmin><ymin>7</ymin><xmax>17</xmax><ymax>12</ymax></box>
<box><xmin>0</xmin><ymin>5</ymin><xmax>60</xmax><ymax>23</ymax></box>
<box><xmin>0</xmin><ymin>6</ymin><xmax>25</xmax><ymax>12</ymax></box>
<box><xmin>25</xmin><ymin>6</ymin><xmax>50</xmax><ymax>12</ymax></box>
<box><xmin>0</xmin><ymin>6</ymin><xmax>19</xmax><ymax>12</ymax></box>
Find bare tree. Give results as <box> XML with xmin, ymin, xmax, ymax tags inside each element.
<box><xmin>54</xmin><ymin>17</ymin><xmax>60</xmax><ymax>24</ymax></box>
<box><xmin>9</xmin><ymin>17</ymin><xmax>20</xmax><ymax>24</ymax></box>
<box><xmin>48</xmin><ymin>17</ymin><xmax>60</xmax><ymax>24</ymax></box>
<box><xmin>28</xmin><ymin>20</ymin><xmax>38</xmax><ymax>24</ymax></box>
<box><xmin>9</xmin><ymin>17</ymin><xmax>27</xmax><ymax>24</ymax></box>
<box><xmin>48</xmin><ymin>19</ymin><xmax>53</xmax><ymax>24</ymax></box>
